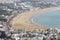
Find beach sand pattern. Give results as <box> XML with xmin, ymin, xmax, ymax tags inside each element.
<box><xmin>12</xmin><ymin>6</ymin><xmax>60</xmax><ymax>31</ymax></box>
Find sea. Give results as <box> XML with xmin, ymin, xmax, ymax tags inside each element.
<box><xmin>30</xmin><ymin>9</ymin><xmax>60</xmax><ymax>28</ymax></box>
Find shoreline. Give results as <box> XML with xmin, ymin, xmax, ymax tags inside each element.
<box><xmin>30</xmin><ymin>8</ymin><xmax>60</xmax><ymax>29</ymax></box>
<box><xmin>12</xmin><ymin>6</ymin><xmax>60</xmax><ymax>31</ymax></box>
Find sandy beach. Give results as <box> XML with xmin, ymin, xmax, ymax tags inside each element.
<box><xmin>12</xmin><ymin>6</ymin><xmax>60</xmax><ymax>31</ymax></box>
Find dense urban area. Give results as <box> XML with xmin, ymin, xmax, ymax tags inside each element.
<box><xmin>0</xmin><ymin>0</ymin><xmax>60</xmax><ymax>40</ymax></box>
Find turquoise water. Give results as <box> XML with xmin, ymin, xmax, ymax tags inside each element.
<box><xmin>30</xmin><ymin>9</ymin><xmax>60</xmax><ymax>28</ymax></box>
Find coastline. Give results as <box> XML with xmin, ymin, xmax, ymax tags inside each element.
<box><xmin>30</xmin><ymin>8</ymin><xmax>60</xmax><ymax>29</ymax></box>
<box><xmin>12</xmin><ymin>6</ymin><xmax>60</xmax><ymax>31</ymax></box>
